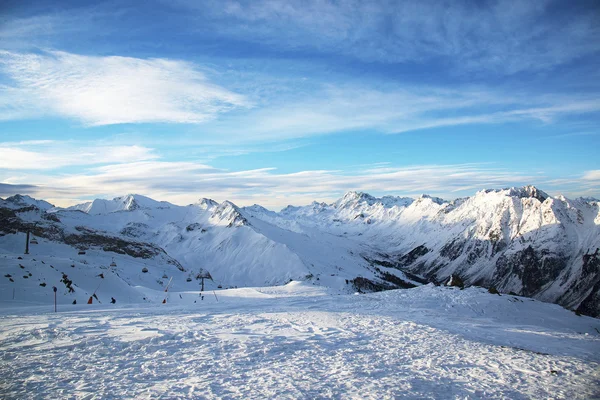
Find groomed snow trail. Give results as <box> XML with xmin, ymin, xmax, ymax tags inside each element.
<box><xmin>1</xmin><ymin>286</ymin><xmax>599</xmax><ymax>399</ymax></box>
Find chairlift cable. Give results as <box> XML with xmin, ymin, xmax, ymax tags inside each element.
<box><xmin>162</xmin><ymin>276</ymin><xmax>174</xmax><ymax>304</ymax></box>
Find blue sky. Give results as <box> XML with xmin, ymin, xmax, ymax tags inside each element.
<box><xmin>0</xmin><ymin>0</ymin><xmax>599</xmax><ymax>208</ymax></box>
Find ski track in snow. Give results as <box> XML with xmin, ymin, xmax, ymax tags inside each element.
<box><xmin>1</xmin><ymin>287</ymin><xmax>599</xmax><ymax>399</ymax></box>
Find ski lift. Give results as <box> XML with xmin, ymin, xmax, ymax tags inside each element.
<box><xmin>78</xmin><ymin>250</ymin><xmax>86</xmax><ymax>255</ymax></box>
<box><xmin>186</xmin><ymin>277</ymin><xmax>192</xmax><ymax>282</ymax></box>
<box><xmin>142</xmin><ymin>267</ymin><xmax>148</xmax><ymax>273</ymax></box>
<box><xmin>30</xmin><ymin>237</ymin><xmax>38</xmax><ymax>245</ymax></box>
<box><xmin>162</xmin><ymin>273</ymin><xmax>168</xmax><ymax>279</ymax></box>
<box><xmin>110</xmin><ymin>257</ymin><xmax>117</xmax><ymax>268</ymax></box>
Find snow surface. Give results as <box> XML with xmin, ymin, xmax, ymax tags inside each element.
<box><xmin>1</xmin><ymin>283</ymin><xmax>599</xmax><ymax>399</ymax></box>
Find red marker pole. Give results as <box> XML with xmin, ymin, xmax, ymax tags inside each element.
<box><xmin>53</xmin><ymin>286</ymin><xmax>57</xmax><ymax>312</ymax></box>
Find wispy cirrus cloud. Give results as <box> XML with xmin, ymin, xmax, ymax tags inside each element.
<box><xmin>1</xmin><ymin>50</ymin><xmax>598</xmax><ymax>140</ymax></box>
<box><xmin>206</xmin><ymin>85</ymin><xmax>600</xmax><ymax>140</ymax></box>
<box><xmin>180</xmin><ymin>0</ymin><xmax>600</xmax><ymax>75</ymax></box>
<box><xmin>0</xmin><ymin>6</ymin><xmax>122</xmax><ymax>48</ymax></box>
<box><xmin>0</xmin><ymin>50</ymin><xmax>249</xmax><ymax>125</ymax></box>
<box><xmin>5</xmin><ymin>1</ymin><xmax>599</xmax><ymax>76</ymax></box>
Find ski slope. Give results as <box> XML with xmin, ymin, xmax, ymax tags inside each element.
<box><xmin>1</xmin><ymin>283</ymin><xmax>598</xmax><ymax>399</ymax></box>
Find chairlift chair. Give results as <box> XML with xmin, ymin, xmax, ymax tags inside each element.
<box><xmin>30</xmin><ymin>237</ymin><xmax>38</xmax><ymax>245</ymax></box>
<box><xmin>110</xmin><ymin>257</ymin><xmax>117</xmax><ymax>268</ymax></box>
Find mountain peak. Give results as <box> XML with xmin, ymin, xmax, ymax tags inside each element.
<box><xmin>113</xmin><ymin>194</ymin><xmax>142</xmax><ymax>211</ymax></box>
<box><xmin>336</xmin><ymin>191</ymin><xmax>418</xmax><ymax>209</ymax></box>
<box><xmin>380</xmin><ymin>195</ymin><xmax>414</xmax><ymax>208</ymax></box>
<box><xmin>280</xmin><ymin>205</ymin><xmax>300</xmax><ymax>214</ymax></box>
<box><xmin>66</xmin><ymin>194</ymin><xmax>172</xmax><ymax>214</ymax></box>
<box><xmin>416</xmin><ymin>194</ymin><xmax>446</xmax><ymax>205</ymax></box>
<box><xmin>243</xmin><ymin>204</ymin><xmax>272</xmax><ymax>214</ymax></box>
<box><xmin>336</xmin><ymin>191</ymin><xmax>377</xmax><ymax>208</ymax></box>
<box><xmin>345</xmin><ymin>191</ymin><xmax>373</xmax><ymax>199</ymax></box>
<box><xmin>515</xmin><ymin>185</ymin><xmax>549</xmax><ymax>202</ymax></box>
<box><xmin>195</xmin><ymin>198</ymin><xmax>219</xmax><ymax>210</ymax></box>
<box><xmin>112</xmin><ymin>194</ymin><xmax>174</xmax><ymax>211</ymax></box>
<box><xmin>478</xmin><ymin>186</ymin><xmax>549</xmax><ymax>203</ymax></box>
<box><xmin>2</xmin><ymin>194</ymin><xmax>54</xmax><ymax>210</ymax></box>
<box><xmin>211</xmin><ymin>200</ymin><xmax>249</xmax><ymax>227</ymax></box>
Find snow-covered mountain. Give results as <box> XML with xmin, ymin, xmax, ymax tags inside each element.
<box><xmin>1</xmin><ymin>194</ymin><xmax>54</xmax><ymax>211</ymax></box>
<box><xmin>268</xmin><ymin>186</ymin><xmax>600</xmax><ymax>316</ymax></box>
<box><xmin>64</xmin><ymin>194</ymin><xmax>174</xmax><ymax>214</ymax></box>
<box><xmin>1</xmin><ymin>186</ymin><xmax>598</xmax><ymax>316</ymax></box>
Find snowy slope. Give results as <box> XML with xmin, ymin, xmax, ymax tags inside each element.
<box><xmin>0</xmin><ymin>284</ymin><xmax>598</xmax><ymax>399</ymax></box>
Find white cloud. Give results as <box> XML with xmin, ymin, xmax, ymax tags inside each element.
<box><xmin>0</xmin><ymin>141</ymin><xmax>158</xmax><ymax>170</ymax></box>
<box><xmin>582</xmin><ymin>170</ymin><xmax>600</xmax><ymax>181</ymax></box>
<box><xmin>1</xmin><ymin>50</ymin><xmax>598</xmax><ymax>138</ymax></box>
<box><xmin>1</xmin><ymin>160</ymin><xmax>544</xmax><ymax>209</ymax></box>
<box><xmin>3</xmin><ymin>151</ymin><xmax>598</xmax><ymax>208</ymax></box>
<box><xmin>5</xmin><ymin>1</ymin><xmax>599</xmax><ymax>76</ymax></box>
<box><xmin>0</xmin><ymin>50</ymin><xmax>249</xmax><ymax>125</ymax></box>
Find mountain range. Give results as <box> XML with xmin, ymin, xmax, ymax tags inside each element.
<box><xmin>1</xmin><ymin>186</ymin><xmax>598</xmax><ymax>317</ymax></box>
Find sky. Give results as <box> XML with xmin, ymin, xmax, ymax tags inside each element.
<box><xmin>0</xmin><ymin>0</ymin><xmax>599</xmax><ymax>209</ymax></box>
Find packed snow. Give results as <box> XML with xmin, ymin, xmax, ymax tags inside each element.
<box><xmin>1</xmin><ymin>283</ymin><xmax>599</xmax><ymax>399</ymax></box>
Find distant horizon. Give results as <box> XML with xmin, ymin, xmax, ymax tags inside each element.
<box><xmin>2</xmin><ymin>184</ymin><xmax>596</xmax><ymax>212</ymax></box>
<box><xmin>1</xmin><ymin>1</ymin><xmax>598</xmax><ymax>209</ymax></box>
